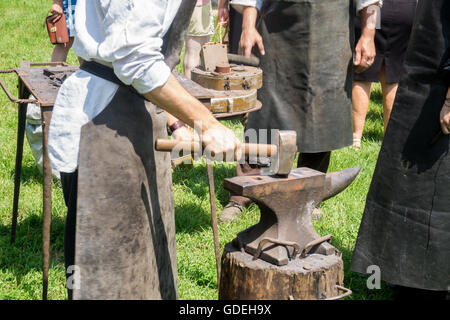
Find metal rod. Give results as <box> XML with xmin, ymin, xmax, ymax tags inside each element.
<box><xmin>227</xmin><ymin>54</ymin><xmax>260</xmax><ymax>67</ymax></box>
<box><xmin>324</xmin><ymin>285</ymin><xmax>353</xmax><ymax>300</ymax></box>
<box><xmin>41</xmin><ymin>107</ymin><xmax>53</xmax><ymax>300</ymax></box>
<box><xmin>29</xmin><ymin>62</ymin><xmax>68</xmax><ymax>67</ymax></box>
<box><xmin>300</xmin><ymin>234</ymin><xmax>333</xmax><ymax>258</ymax></box>
<box><xmin>253</xmin><ymin>237</ymin><xmax>300</xmax><ymax>261</ymax></box>
<box><xmin>10</xmin><ymin>81</ymin><xmax>29</xmax><ymax>244</ymax></box>
<box><xmin>206</xmin><ymin>160</ymin><xmax>221</xmax><ymax>289</ymax></box>
<box><xmin>0</xmin><ymin>69</ymin><xmax>38</xmax><ymax>104</ymax></box>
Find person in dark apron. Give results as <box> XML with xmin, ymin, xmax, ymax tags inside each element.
<box><xmin>49</xmin><ymin>0</ymin><xmax>241</xmax><ymax>299</ymax></box>
<box><xmin>351</xmin><ymin>0</ymin><xmax>450</xmax><ymax>299</ymax></box>
<box><xmin>220</xmin><ymin>0</ymin><xmax>382</xmax><ymax>222</ymax></box>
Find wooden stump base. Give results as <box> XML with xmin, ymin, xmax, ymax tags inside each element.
<box><xmin>219</xmin><ymin>243</ymin><xmax>345</xmax><ymax>300</ymax></box>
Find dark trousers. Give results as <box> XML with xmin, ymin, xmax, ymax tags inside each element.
<box><xmin>60</xmin><ymin>170</ymin><xmax>78</xmax><ymax>300</ymax></box>
<box><xmin>228</xmin><ymin>7</ymin><xmax>242</xmax><ymax>54</ymax></box>
<box><xmin>230</xmin><ymin>152</ymin><xmax>331</xmax><ymax>207</ymax></box>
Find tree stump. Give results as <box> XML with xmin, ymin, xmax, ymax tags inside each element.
<box><xmin>219</xmin><ymin>243</ymin><xmax>345</xmax><ymax>300</ymax></box>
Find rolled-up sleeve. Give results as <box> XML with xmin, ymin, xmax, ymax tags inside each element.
<box><xmin>357</xmin><ymin>0</ymin><xmax>383</xmax><ymax>12</ymax></box>
<box><xmin>95</xmin><ymin>1</ymin><xmax>172</xmax><ymax>94</ymax></box>
<box><xmin>230</xmin><ymin>0</ymin><xmax>264</xmax><ymax>13</ymax></box>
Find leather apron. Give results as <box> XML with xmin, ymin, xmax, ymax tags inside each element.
<box><xmin>72</xmin><ymin>0</ymin><xmax>197</xmax><ymax>299</ymax></box>
<box><xmin>246</xmin><ymin>0</ymin><xmax>354</xmax><ymax>153</ymax></box>
<box><xmin>73</xmin><ymin>84</ymin><xmax>177</xmax><ymax>300</ymax></box>
<box><xmin>351</xmin><ymin>0</ymin><xmax>450</xmax><ymax>291</ymax></box>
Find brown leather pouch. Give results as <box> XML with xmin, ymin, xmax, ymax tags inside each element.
<box><xmin>46</xmin><ymin>13</ymin><xmax>69</xmax><ymax>45</ymax></box>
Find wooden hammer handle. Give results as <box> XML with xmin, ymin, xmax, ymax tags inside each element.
<box><xmin>155</xmin><ymin>139</ymin><xmax>277</xmax><ymax>157</ymax></box>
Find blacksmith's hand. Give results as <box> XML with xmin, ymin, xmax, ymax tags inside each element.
<box><xmin>239</xmin><ymin>6</ymin><xmax>265</xmax><ymax>57</ymax></box>
<box><xmin>50</xmin><ymin>0</ymin><xmax>64</xmax><ymax>23</ymax></box>
<box><xmin>440</xmin><ymin>87</ymin><xmax>450</xmax><ymax>135</ymax></box>
<box><xmin>201</xmin><ymin>123</ymin><xmax>242</xmax><ymax>162</ymax></box>
<box><xmin>172</xmin><ymin>125</ymin><xmax>198</xmax><ymax>142</ymax></box>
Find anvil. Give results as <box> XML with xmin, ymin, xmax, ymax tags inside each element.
<box><xmin>223</xmin><ymin>167</ymin><xmax>360</xmax><ymax>266</ymax></box>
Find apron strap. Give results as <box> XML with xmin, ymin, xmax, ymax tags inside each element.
<box><xmin>80</xmin><ymin>61</ymin><xmax>125</xmax><ymax>86</ymax></box>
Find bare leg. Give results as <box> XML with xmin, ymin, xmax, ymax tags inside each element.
<box><xmin>352</xmin><ymin>80</ymin><xmax>372</xmax><ymax>148</ymax></box>
<box><xmin>379</xmin><ymin>66</ymin><xmax>399</xmax><ymax>132</ymax></box>
<box><xmin>183</xmin><ymin>35</ymin><xmax>209</xmax><ymax>79</ymax></box>
<box><xmin>51</xmin><ymin>37</ymin><xmax>74</xmax><ymax>63</ymax></box>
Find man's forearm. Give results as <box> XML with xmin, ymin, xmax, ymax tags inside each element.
<box><xmin>144</xmin><ymin>74</ymin><xmax>218</xmax><ymax>133</ymax></box>
<box><xmin>359</xmin><ymin>6</ymin><xmax>378</xmax><ymax>38</ymax></box>
<box><xmin>242</xmin><ymin>6</ymin><xmax>258</xmax><ymax>31</ymax></box>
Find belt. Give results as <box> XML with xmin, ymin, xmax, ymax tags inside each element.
<box><xmin>80</xmin><ymin>61</ymin><xmax>139</xmax><ymax>95</ymax></box>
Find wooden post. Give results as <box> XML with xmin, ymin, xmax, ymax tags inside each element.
<box><xmin>219</xmin><ymin>243</ymin><xmax>346</xmax><ymax>300</ymax></box>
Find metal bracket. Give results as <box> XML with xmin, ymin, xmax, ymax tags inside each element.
<box><xmin>324</xmin><ymin>285</ymin><xmax>353</xmax><ymax>300</ymax></box>
<box><xmin>300</xmin><ymin>234</ymin><xmax>333</xmax><ymax>258</ymax></box>
<box><xmin>0</xmin><ymin>69</ymin><xmax>39</xmax><ymax>104</ymax></box>
<box><xmin>253</xmin><ymin>237</ymin><xmax>300</xmax><ymax>261</ymax></box>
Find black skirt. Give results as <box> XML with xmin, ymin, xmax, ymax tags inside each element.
<box><xmin>351</xmin><ymin>0</ymin><xmax>450</xmax><ymax>291</ymax></box>
<box><xmin>354</xmin><ymin>0</ymin><xmax>417</xmax><ymax>83</ymax></box>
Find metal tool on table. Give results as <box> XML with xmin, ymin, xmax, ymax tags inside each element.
<box><xmin>192</xmin><ymin>42</ymin><xmax>262</xmax><ymax>92</ymax></box>
<box><xmin>174</xmin><ymin>71</ymin><xmax>261</xmax><ymax>119</ymax></box>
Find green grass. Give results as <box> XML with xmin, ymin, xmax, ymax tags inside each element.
<box><xmin>0</xmin><ymin>0</ymin><xmax>391</xmax><ymax>300</ymax></box>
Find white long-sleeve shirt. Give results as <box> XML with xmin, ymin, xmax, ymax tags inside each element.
<box><xmin>230</xmin><ymin>0</ymin><xmax>383</xmax><ymax>13</ymax></box>
<box><xmin>49</xmin><ymin>0</ymin><xmax>181</xmax><ymax>173</ymax></box>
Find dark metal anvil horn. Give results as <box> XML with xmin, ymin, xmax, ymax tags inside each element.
<box><xmin>223</xmin><ymin>166</ymin><xmax>360</xmax><ymax>266</ymax></box>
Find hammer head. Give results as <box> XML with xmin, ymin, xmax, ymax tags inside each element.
<box><xmin>264</xmin><ymin>130</ymin><xmax>297</xmax><ymax>176</ymax></box>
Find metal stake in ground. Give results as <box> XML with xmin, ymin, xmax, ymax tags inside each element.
<box><xmin>206</xmin><ymin>159</ymin><xmax>221</xmax><ymax>288</ymax></box>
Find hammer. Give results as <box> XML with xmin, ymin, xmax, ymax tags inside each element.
<box><xmin>155</xmin><ymin>130</ymin><xmax>298</xmax><ymax>176</ymax></box>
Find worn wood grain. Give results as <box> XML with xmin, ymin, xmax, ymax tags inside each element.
<box><xmin>219</xmin><ymin>243</ymin><xmax>344</xmax><ymax>300</ymax></box>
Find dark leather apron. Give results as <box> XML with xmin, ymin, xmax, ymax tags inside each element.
<box><xmin>246</xmin><ymin>0</ymin><xmax>354</xmax><ymax>153</ymax></box>
<box><xmin>73</xmin><ymin>72</ymin><xmax>177</xmax><ymax>300</ymax></box>
<box><xmin>71</xmin><ymin>0</ymin><xmax>197</xmax><ymax>299</ymax></box>
<box><xmin>351</xmin><ymin>0</ymin><xmax>450</xmax><ymax>291</ymax></box>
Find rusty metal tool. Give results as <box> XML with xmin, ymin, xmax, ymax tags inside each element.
<box><xmin>192</xmin><ymin>44</ymin><xmax>263</xmax><ymax>92</ymax></box>
<box><xmin>223</xmin><ymin>166</ymin><xmax>360</xmax><ymax>266</ymax></box>
<box><xmin>174</xmin><ymin>71</ymin><xmax>261</xmax><ymax>117</ymax></box>
<box><xmin>171</xmin><ymin>154</ymin><xmax>193</xmax><ymax>169</ymax></box>
<box><xmin>227</xmin><ymin>54</ymin><xmax>260</xmax><ymax>67</ymax></box>
<box><xmin>206</xmin><ymin>159</ymin><xmax>221</xmax><ymax>288</ymax></box>
<box><xmin>155</xmin><ymin>130</ymin><xmax>297</xmax><ymax>176</ymax></box>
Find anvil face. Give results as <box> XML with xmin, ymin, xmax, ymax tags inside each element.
<box><xmin>224</xmin><ymin>167</ymin><xmax>337</xmax><ymax>266</ymax></box>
